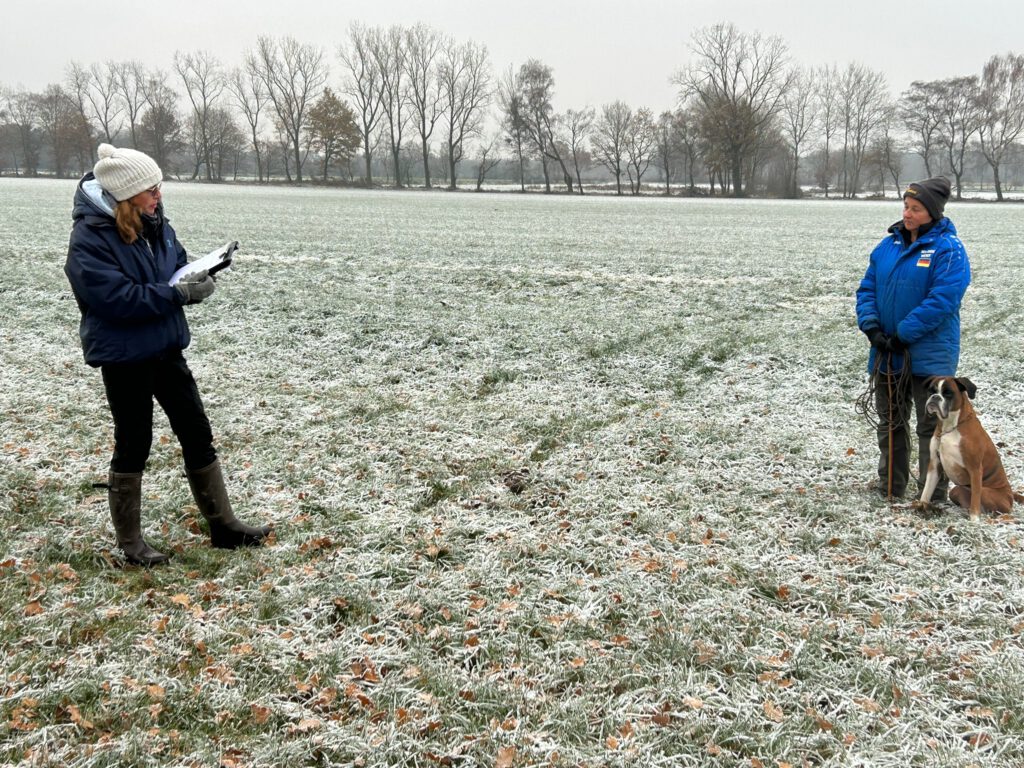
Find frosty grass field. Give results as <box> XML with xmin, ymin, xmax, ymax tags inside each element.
<box><xmin>3</xmin><ymin>177</ymin><xmax>1024</xmax><ymax>768</ymax></box>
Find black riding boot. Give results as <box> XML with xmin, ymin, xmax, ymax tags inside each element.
<box><xmin>186</xmin><ymin>460</ymin><xmax>271</xmax><ymax>549</ymax></box>
<box><xmin>108</xmin><ymin>471</ymin><xmax>170</xmax><ymax>566</ymax></box>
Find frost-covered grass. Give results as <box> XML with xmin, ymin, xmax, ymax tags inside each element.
<box><xmin>2</xmin><ymin>178</ymin><xmax>1024</xmax><ymax>766</ymax></box>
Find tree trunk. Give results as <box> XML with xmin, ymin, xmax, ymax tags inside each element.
<box><xmin>731</xmin><ymin>153</ymin><xmax>744</xmax><ymax>197</ymax></box>
<box><xmin>293</xmin><ymin>137</ymin><xmax>303</xmax><ymax>183</ymax></box>
<box><xmin>363</xmin><ymin>144</ymin><xmax>373</xmax><ymax>187</ymax></box>
<box><xmin>392</xmin><ymin>143</ymin><xmax>402</xmax><ymax>188</ymax></box>
<box><xmin>991</xmin><ymin>161</ymin><xmax>1004</xmax><ymax>201</ymax></box>
<box><xmin>422</xmin><ymin>138</ymin><xmax>431</xmax><ymax>188</ymax></box>
<box><xmin>447</xmin><ymin>142</ymin><xmax>457</xmax><ymax>190</ymax></box>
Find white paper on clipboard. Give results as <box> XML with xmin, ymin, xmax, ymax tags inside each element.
<box><xmin>169</xmin><ymin>241</ymin><xmax>239</xmax><ymax>286</ymax></box>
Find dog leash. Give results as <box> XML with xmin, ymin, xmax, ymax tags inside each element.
<box><xmin>886</xmin><ymin>350</ymin><xmax>895</xmax><ymax>499</ymax></box>
<box><xmin>855</xmin><ymin>347</ymin><xmax>913</xmax><ymax>501</ymax></box>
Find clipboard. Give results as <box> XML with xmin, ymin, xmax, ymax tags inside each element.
<box><xmin>169</xmin><ymin>241</ymin><xmax>239</xmax><ymax>286</ymax></box>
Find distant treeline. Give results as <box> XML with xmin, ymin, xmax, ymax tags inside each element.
<box><xmin>2</xmin><ymin>22</ymin><xmax>1022</xmax><ymax>199</ymax></box>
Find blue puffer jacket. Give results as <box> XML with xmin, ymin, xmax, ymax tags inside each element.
<box><xmin>65</xmin><ymin>173</ymin><xmax>191</xmax><ymax>367</ymax></box>
<box><xmin>856</xmin><ymin>216</ymin><xmax>970</xmax><ymax>376</ymax></box>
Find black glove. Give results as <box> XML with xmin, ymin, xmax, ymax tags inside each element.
<box><xmin>887</xmin><ymin>335</ymin><xmax>907</xmax><ymax>353</ymax></box>
<box><xmin>174</xmin><ymin>269</ymin><xmax>216</xmax><ymax>305</ymax></box>
<box><xmin>865</xmin><ymin>327</ymin><xmax>889</xmax><ymax>350</ymax></box>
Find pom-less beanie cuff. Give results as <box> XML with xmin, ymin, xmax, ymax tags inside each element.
<box><xmin>93</xmin><ymin>143</ymin><xmax>163</xmax><ymax>202</ymax></box>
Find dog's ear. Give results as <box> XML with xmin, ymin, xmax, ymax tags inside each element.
<box><xmin>955</xmin><ymin>377</ymin><xmax>977</xmax><ymax>399</ymax></box>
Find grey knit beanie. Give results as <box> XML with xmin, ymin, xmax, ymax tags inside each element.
<box><xmin>904</xmin><ymin>176</ymin><xmax>951</xmax><ymax>221</ymax></box>
<box><xmin>93</xmin><ymin>143</ymin><xmax>163</xmax><ymax>202</ymax></box>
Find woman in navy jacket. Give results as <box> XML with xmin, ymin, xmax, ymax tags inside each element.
<box><xmin>65</xmin><ymin>144</ymin><xmax>270</xmax><ymax>565</ymax></box>
<box><xmin>856</xmin><ymin>177</ymin><xmax>971</xmax><ymax>499</ymax></box>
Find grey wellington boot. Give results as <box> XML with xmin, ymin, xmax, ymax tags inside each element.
<box><xmin>186</xmin><ymin>460</ymin><xmax>271</xmax><ymax>549</ymax></box>
<box><xmin>108</xmin><ymin>471</ymin><xmax>171</xmax><ymax>566</ymax></box>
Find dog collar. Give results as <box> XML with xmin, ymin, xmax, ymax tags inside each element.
<box><xmin>942</xmin><ymin>410</ymin><xmax>975</xmax><ymax>435</ymax></box>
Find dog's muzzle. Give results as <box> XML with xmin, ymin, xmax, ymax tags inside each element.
<box><xmin>926</xmin><ymin>393</ymin><xmax>949</xmax><ymax>419</ymax></box>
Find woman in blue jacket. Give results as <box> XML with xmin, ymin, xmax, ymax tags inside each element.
<box><xmin>65</xmin><ymin>144</ymin><xmax>270</xmax><ymax>565</ymax></box>
<box><xmin>856</xmin><ymin>176</ymin><xmax>971</xmax><ymax>500</ymax></box>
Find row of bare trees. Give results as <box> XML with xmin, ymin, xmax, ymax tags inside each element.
<box><xmin>668</xmin><ymin>23</ymin><xmax>1024</xmax><ymax>199</ymax></box>
<box><xmin>2</xmin><ymin>21</ymin><xmax>1023</xmax><ymax>198</ymax></box>
<box><xmin>490</xmin><ymin>24</ymin><xmax>1024</xmax><ymax>198</ymax></box>
<box><xmin>337</xmin><ymin>23</ymin><xmax>491</xmax><ymax>188</ymax></box>
<box><xmin>0</xmin><ymin>25</ymin><xmax>490</xmax><ymax>187</ymax></box>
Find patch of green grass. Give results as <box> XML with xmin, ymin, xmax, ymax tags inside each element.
<box><xmin>476</xmin><ymin>367</ymin><xmax>519</xmax><ymax>397</ymax></box>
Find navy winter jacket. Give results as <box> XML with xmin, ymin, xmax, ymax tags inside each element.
<box><xmin>856</xmin><ymin>217</ymin><xmax>970</xmax><ymax>376</ymax></box>
<box><xmin>65</xmin><ymin>173</ymin><xmax>191</xmax><ymax>366</ymax></box>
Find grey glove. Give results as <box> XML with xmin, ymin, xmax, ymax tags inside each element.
<box><xmin>174</xmin><ymin>269</ymin><xmax>216</xmax><ymax>305</ymax></box>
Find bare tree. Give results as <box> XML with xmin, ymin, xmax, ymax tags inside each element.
<box><xmin>654</xmin><ymin>111</ymin><xmax>675</xmax><ymax>194</ymax></box>
<box><xmin>438</xmin><ymin>38</ymin><xmax>491</xmax><ymax>190</ymax></box>
<box><xmin>837</xmin><ymin>62</ymin><xmax>889</xmax><ymax>197</ymax></box>
<box><xmin>625</xmin><ymin>107</ymin><xmax>655</xmax><ymax>194</ymax></box>
<box><xmin>371</xmin><ymin>25</ymin><xmax>410</xmax><ymax>187</ymax></box>
<box><xmin>67</xmin><ymin>61</ymin><xmax>124</xmax><ymax>144</ymax></box>
<box><xmin>4</xmin><ymin>89</ymin><xmax>41</xmax><ymax>175</ymax></box>
<box><xmin>251</xmin><ymin>35</ymin><xmax>328</xmax><ymax>183</ymax></box>
<box><xmin>113</xmin><ymin>61</ymin><xmax>148</xmax><ymax>148</ymax></box>
<box><xmin>814</xmin><ymin>64</ymin><xmax>841</xmax><ymax>197</ymax></box>
<box><xmin>535</xmin><ymin>108</ymin><xmax>575</xmax><ymax>192</ymax></box>
<box><xmin>593</xmin><ymin>101</ymin><xmax>631</xmax><ymax>195</ymax></box>
<box><xmin>871</xmin><ymin>109</ymin><xmax>903</xmax><ymax>195</ymax></box>
<box><xmin>900</xmin><ymin>80</ymin><xmax>944</xmax><ymax>177</ymax></box>
<box><xmin>674</xmin><ymin>23</ymin><xmax>792</xmax><ymax>196</ymax></box>
<box><xmin>518</xmin><ymin>59</ymin><xmax>556</xmax><ymax>192</ymax></box>
<box><xmin>402</xmin><ymin>23</ymin><xmax>444</xmax><ymax>187</ymax></box>
<box><xmin>36</xmin><ymin>84</ymin><xmax>89</xmax><ymax>177</ymax></box>
<box><xmin>229</xmin><ymin>60</ymin><xmax>268</xmax><ymax>181</ymax></box>
<box><xmin>935</xmin><ymin>76</ymin><xmax>982</xmax><ymax>199</ymax></box>
<box><xmin>207</xmin><ymin>107</ymin><xmax>246</xmax><ymax>180</ymax></box>
<box><xmin>174</xmin><ymin>50</ymin><xmax>226</xmax><ymax>181</ymax></box>
<box><xmin>339</xmin><ymin>22</ymin><xmax>384</xmax><ymax>186</ymax></box>
<box><xmin>63</xmin><ymin>63</ymin><xmax>98</xmax><ymax>171</ymax></box>
<box><xmin>498</xmin><ymin>66</ymin><xmax>527</xmax><ymax>191</ymax></box>
<box><xmin>976</xmin><ymin>53</ymin><xmax>1024</xmax><ymax>201</ymax></box>
<box><xmin>672</xmin><ymin>106</ymin><xmax>701</xmax><ymax>194</ymax></box>
<box><xmin>473</xmin><ymin>132</ymin><xmax>502</xmax><ymax>191</ymax></box>
<box><xmin>779</xmin><ymin>66</ymin><xmax>817</xmax><ymax>197</ymax></box>
<box><xmin>565</xmin><ymin>106</ymin><xmax>594</xmax><ymax>194</ymax></box>
<box><xmin>138</xmin><ymin>70</ymin><xmax>181</xmax><ymax>175</ymax></box>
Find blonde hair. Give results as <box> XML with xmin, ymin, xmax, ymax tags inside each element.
<box><xmin>114</xmin><ymin>200</ymin><xmax>143</xmax><ymax>245</ymax></box>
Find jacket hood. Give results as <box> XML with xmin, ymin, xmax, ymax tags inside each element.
<box><xmin>72</xmin><ymin>172</ymin><xmax>117</xmax><ymax>223</ymax></box>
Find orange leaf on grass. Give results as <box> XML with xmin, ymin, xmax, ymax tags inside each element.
<box><xmin>763</xmin><ymin>700</ymin><xmax>785</xmax><ymax>722</ymax></box>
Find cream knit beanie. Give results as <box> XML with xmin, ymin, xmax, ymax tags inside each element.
<box><xmin>93</xmin><ymin>143</ymin><xmax>163</xmax><ymax>201</ymax></box>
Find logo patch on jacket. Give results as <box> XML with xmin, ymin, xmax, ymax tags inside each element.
<box><xmin>917</xmin><ymin>250</ymin><xmax>934</xmax><ymax>268</ymax></box>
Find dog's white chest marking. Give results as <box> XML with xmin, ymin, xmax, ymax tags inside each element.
<box><xmin>938</xmin><ymin>418</ymin><xmax>969</xmax><ymax>485</ymax></box>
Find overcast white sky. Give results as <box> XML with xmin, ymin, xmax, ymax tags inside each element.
<box><xmin>3</xmin><ymin>0</ymin><xmax>1022</xmax><ymax>110</ymax></box>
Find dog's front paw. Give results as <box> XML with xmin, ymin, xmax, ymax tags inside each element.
<box><xmin>910</xmin><ymin>499</ymin><xmax>933</xmax><ymax>513</ymax></box>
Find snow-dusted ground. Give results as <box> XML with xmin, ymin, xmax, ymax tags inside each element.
<box><xmin>2</xmin><ymin>178</ymin><xmax>1024</xmax><ymax>765</ymax></box>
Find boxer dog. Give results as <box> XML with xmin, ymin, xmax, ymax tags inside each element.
<box><xmin>915</xmin><ymin>376</ymin><xmax>1024</xmax><ymax>520</ymax></box>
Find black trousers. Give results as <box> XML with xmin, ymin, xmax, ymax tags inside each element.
<box><xmin>101</xmin><ymin>352</ymin><xmax>216</xmax><ymax>474</ymax></box>
<box><xmin>874</xmin><ymin>372</ymin><xmax>947</xmax><ymax>499</ymax></box>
